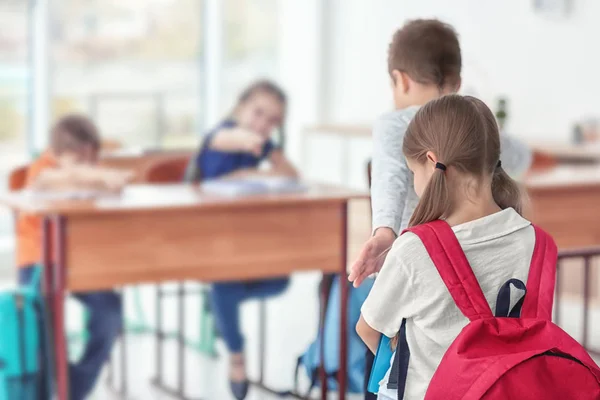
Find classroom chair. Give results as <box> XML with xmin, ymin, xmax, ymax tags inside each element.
<box><xmin>142</xmin><ymin>155</ymin><xmax>192</xmax><ymax>183</ymax></box>
<box><xmin>529</xmin><ymin>150</ymin><xmax>558</xmax><ymax>173</ymax></box>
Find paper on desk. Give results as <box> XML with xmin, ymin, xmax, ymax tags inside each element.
<box><xmin>201</xmin><ymin>177</ymin><xmax>307</xmax><ymax>197</ymax></box>
<box><xmin>19</xmin><ymin>189</ymin><xmax>118</xmax><ymax>201</ymax></box>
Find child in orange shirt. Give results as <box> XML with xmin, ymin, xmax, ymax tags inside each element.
<box><xmin>17</xmin><ymin>114</ymin><xmax>130</xmax><ymax>400</ymax></box>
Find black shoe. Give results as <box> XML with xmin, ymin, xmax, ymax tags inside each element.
<box><xmin>229</xmin><ymin>380</ymin><xmax>249</xmax><ymax>400</ymax></box>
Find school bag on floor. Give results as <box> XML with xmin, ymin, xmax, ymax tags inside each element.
<box><xmin>295</xmin><ymin>275</ymin><xmax>374</xmax><ymax>395</ymax></box>
<box><xmin>0</xmin><ymin>270</ymin><xmax>53</xmax><ymax>400</ymax></box>
<box><xmin>387</xmin><ymin>220</ymin><xmax>600</xmax><ymax>400</ymax></box>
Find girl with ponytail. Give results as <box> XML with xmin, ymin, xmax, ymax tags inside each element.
<box><xmin>357</xmin><ymin>95</ymin><xmax>535</xmax><ymax>400</ymax></box>
<box><xmin>403</xmin><ymin>94</ymin><xmax>523</xmax><ymax>228</ymax></box>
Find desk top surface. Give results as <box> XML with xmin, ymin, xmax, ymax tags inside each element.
<box><xmin>525</xmin><ymin>165</ymin><xmax>600</xmax><ymax>190</ymax></box>
<box><xmin>0</xmin><ymin>183</ymin><xmax>368</xmax><ymax>216</ymax></box>
<box><xmin>532</xmin><ymin>143</ymin><xmax>600</xmax><ymax>162</ymax></box>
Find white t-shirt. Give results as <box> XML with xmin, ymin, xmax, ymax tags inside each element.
<box><xmin>361</xmin><ymin>208</ymin><xmax>535</xmax><ymax>400</ymax></box>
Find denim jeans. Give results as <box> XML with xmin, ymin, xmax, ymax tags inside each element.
<box><xmin>19</xmin><ymin>266</ymin><xmax>123</xmax><ymax>400</ymax></box>
<box><xmin>210</xmin><ymin>278</ymin><xmax>289</xmax><ymax>352</ymax></box>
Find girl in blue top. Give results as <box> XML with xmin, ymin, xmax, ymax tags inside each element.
<box><xmin>190</xmin><ymin>80</ymin><xmax>297</xmax><ymax>400</ymax></box>
<box><xmin>188</xmin><ymin>80</ymin><xmax>297</xmax><ymax>181</ymax></box>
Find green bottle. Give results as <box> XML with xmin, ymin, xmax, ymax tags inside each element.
<box><xmin>495</xmin><ymin>97</ymin><xmax>508</xmax><ymax>131</ymax></box>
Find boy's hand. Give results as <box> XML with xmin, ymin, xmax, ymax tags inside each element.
<box><xmin>348</xmin><ymin>227</ymin><xmax>396</xmax><ymax>287</ymax></box>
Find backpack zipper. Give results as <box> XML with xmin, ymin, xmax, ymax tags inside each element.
<box><xmin>536</xmin><ymin>350</ymin><xmax>585</xmax><ymax>366</ymax></box>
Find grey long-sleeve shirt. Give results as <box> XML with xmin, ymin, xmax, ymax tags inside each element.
<box><xmin>371</xmin><ymin>107</ymin><xmax>533</xmax><ymax>234</ymax></box>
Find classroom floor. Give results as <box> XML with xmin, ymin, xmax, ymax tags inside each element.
<box><xmin>78</xmin><ymin>273</ymin><xmax>367</xmax><ymax>400</ymax></box>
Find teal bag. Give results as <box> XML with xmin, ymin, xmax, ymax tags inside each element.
<box><xmin>295</xmin><ymin>276</ymin><xmax>375</xmax><ymax>395</ymax></box>
<box><xmin>0</xmin><ymin>268</ymin><xmax>52</xmax><ymax>399</ymax></box>
<box><xmin>367</xmin><ymin>335</ymin><xmax>393</xmax><ymax>393</ymax></box>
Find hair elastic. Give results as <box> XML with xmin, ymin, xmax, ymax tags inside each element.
<box><xmin>435</xmin><ymin>162</ymin><xmax>447</xmax><ymax>171</ymax></box>
<box><xmin>496</xmin><ymin>160</ymin><xmax>502</xmax><ymax>169</ymax></box>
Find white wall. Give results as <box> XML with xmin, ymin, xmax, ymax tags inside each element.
<box><xmin>277</xmin><ymin>0</ymin><xmax>324</xmax><ymax>166</ymax></box>
<box><xmin>324</xmin><ymin>0</ymin><xmax>600</xmax><ymax>142</ymax></box>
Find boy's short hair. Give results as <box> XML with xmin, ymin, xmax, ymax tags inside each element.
<box><xmin>388</xmin><ymin>19</ymin><xmax>461</xmax><ymax>90</ymax></box>
<box><xmin>50</xmin><ymin>114</ymin><xmax>101</xmax><ymax>155</ymax></box>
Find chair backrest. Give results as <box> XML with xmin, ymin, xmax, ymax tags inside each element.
<box><xmin>9</xmin><ymin>165</ymin><xmax>29</xmax><ymax>192</ymax></box>
<box><xmin>529</xmin><ymin>150</ymin><xmax>557</xmax><ymax>172</ymax></box>
<box><xmin>142</xmin><ymin>155</ymin><xmax>191</xmax><ymax>183</ymax></box>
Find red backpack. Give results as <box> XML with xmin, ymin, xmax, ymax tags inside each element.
<box><xmin>392</xmin><ymin>220</ymin><xmax>600</xmax><ymax>400</ymax></box>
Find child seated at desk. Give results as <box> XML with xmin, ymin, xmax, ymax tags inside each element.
<box><xmin>185</xmin><ymin>79</ymin><xmax>298</xmax><ymax>182</ymax></box>
<box><xmin>187</xmin><ymin>80</ymin><xmax>297</xmax><ymax>400</ymax></box>
<box><xmin>17</xmin><ymin>115</ymin><xmax>130</xmax><ymax>400</ymax></box>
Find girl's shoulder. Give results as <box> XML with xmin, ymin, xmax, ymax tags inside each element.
<box><xmin>388</xmin><ymin>231</ymin><xmax>434</xmax><ymax>268</ymax></box>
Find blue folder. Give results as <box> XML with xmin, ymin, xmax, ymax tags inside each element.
<box><xmin>367</xmin><ymin>335</ymin><xmax>394</xmax><ymax>393</ymax></box>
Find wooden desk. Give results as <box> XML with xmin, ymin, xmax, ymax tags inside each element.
<box><xmin>2</xmin><ymin>184</ymin><xmax>367</xmax><ymax>400</ymax></box>
<box><xmin>525</xmin><ymin>165</ymin><xmax>600</xmax><ymax>303</ymax></box>
<box><xmin>531</xmin><ymin>143</ymin><xmax>600</xmax><ymax>165</ymax></box>
<box><xmin>526</xmin><ymin>165</ymin><xmax>600</xmax><ymax>248</ymax></box>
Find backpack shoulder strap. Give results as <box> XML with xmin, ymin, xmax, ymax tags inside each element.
<box><xmin>406</xmin><ymin>220</ymin><xmax>493</xmax><ymax>321</ymax></box>
<box><xmin>521</xmin><ymin>224</ymin><xmax>557</xmax><ymax>320</ymax></box>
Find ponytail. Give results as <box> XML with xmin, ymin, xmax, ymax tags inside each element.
<box><xmin>408</xmin><ymin>168</ymin><xmax>452</xmax><ymax>227</ymax></box>
<box><xmin>491</xmin><ymin>164</ymin><xmax>524</xmax><ymax>215</ymax></box>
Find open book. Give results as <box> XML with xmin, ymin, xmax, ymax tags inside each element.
<box><xmin>201</xmin><ymin>176</ymin><xmax>307</xmax><ymax>197</ymax></box>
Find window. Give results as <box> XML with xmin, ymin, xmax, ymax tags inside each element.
<box><xmin>0</xmin><ymin>0</ymin><xmax>30</xmax><ymax>166</ymax></box>
<box><xmin>0</xmin><ymin>0</ymin><xmax>31</xmax><ymax>244</ymax></box>
<box><xmin>221</xmin><ymin>0</ymin><xmax>279</xmax><ymax>115</ymax></box>
<box><xmin>50</xmin><ymin>0</ymin><xmax>204</xmax><ymax>149</ymax></box>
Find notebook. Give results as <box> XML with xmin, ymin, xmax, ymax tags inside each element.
<box><xmin>20</xmin><ymin>189</ymin><xmax>115</xmax><ymax>201</ymax></box>
<box><xmin>201</xmin><ymin>177</ymin><xmax>306</xmax><ymax>197</ymax></box>
<box><xmin>367</xmin><ymin>335</ymin><xmax>394</xmax><ymax>393</ymax></box>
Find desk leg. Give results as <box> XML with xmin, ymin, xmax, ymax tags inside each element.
<box><xmin>42</xmin><ymin>218</ymin><xmax>56</xmax><ymax>398</ymax></box>
<box><xmin>177</xmin><ymin>282</ymin><xmax>186</xmax><ymax>395</ymax></box>
<box><xmin>319</xmin><ymin>276</ymin><xmax>330</xmax><ymax>400</ymax></box>
<box><xmin>152</xmin><ymin>284</ymin><xmax>164</xmax><ymax>385</ymax></box>
<box><xmin>53</xmin><ymin>216</ymin><xmax>70</xmax><ymax>400</ymax></box>
<box><xmin>338</xmin><ymin>203</ymin><xmax>348</xmax><ymax>400</ymax></box>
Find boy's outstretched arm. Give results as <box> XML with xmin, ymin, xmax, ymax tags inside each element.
<box><xmin>349</xmin><ymin>112</ymin><xmax>411</xmax><ymax>287</ymax></box>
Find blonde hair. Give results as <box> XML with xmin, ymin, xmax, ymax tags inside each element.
<box><xmin>403</xmin><ymin>94</ymin><xmax>522</xmax><ymax>228</ymax></box>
